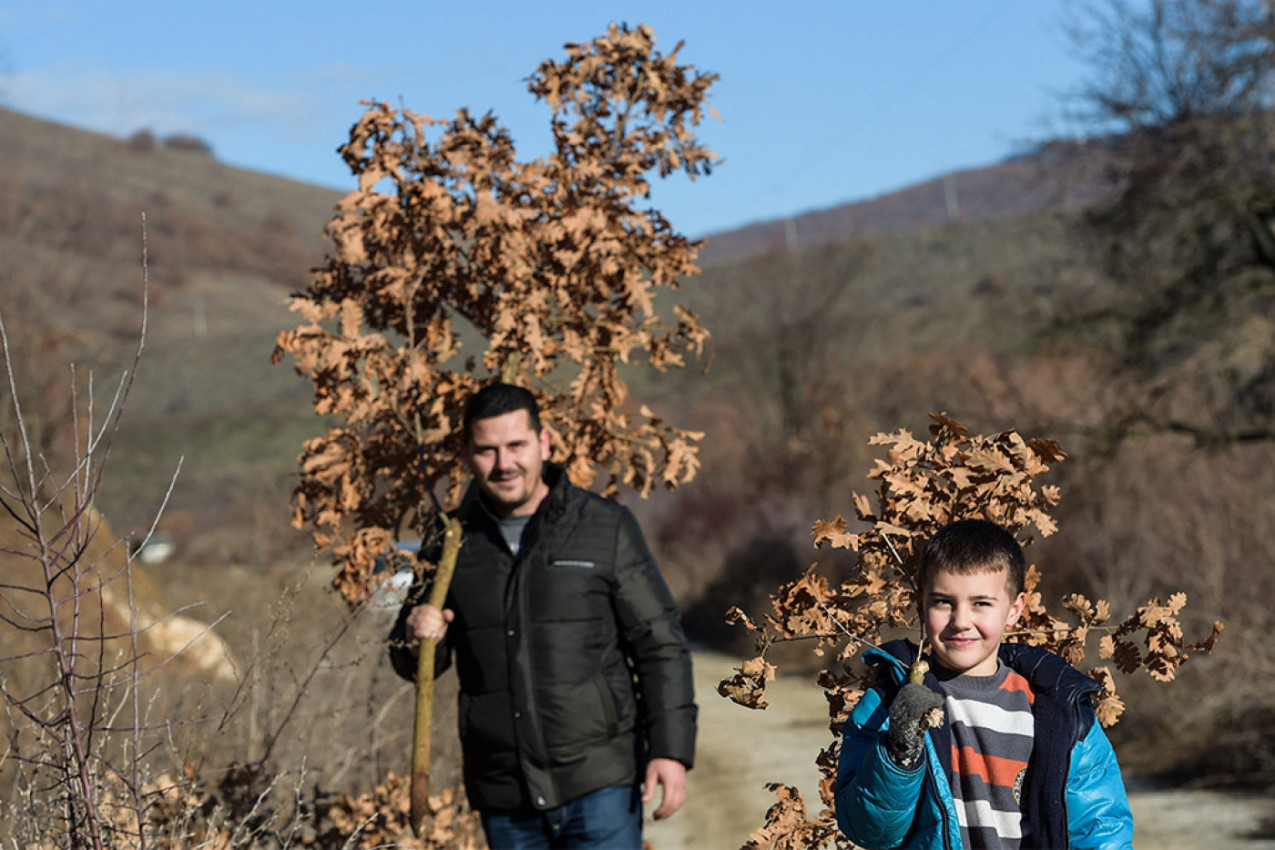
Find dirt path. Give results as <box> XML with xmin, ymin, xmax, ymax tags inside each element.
<box><xmin>644</xmin><ymin>651</ymin><xmax>1275</xmax><ymax>849</ymax></box>
<box><xmin>643</xmin><ymin>651</ymin><xmax>829</xmax><ymax>849</ymax></box>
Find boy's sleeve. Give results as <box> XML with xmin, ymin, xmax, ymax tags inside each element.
<box><xmin>834</xmin><ymin>684</ymin><xmax>926</xmax><ymax>849</ymax></box>
<box><xmin>1064</xmin><ymin>711</ymin><xmax>1135</xmax><ymax>850</ymax></box>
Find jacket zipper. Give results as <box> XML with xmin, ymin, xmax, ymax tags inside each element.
<box><xmin>1053</xmin><ymin>698</ymin><xmax>1086</xmax><ymax>850</ymax></box>
<box><xmin>925</xmin><ymin>764</ymin><xmax>958</xmax><ymax>850</ymax></box>
<box><xmin>884</xmin><ymin>649</ymin><xmax>958</xmax><ymax>850</ymax></box>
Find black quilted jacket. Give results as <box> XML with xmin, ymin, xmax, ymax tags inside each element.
<box><xmin>390</xmin><ymin>463</ymin><xmax>697</xmax><ymax>812</ymax></box>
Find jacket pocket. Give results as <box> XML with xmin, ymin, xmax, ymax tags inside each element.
<box><xmin>550</xmin><ymin>559</ymin><xmax>596</xmax><ymax>569</ymax></box>
<box><xmin>593</xmin><ymin>675</ymin><xmax>619</xmax><ymax>739</ymax></box>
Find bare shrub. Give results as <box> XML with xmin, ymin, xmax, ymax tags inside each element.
<box><xmin>162</xmin><ymin>134</ymin><xmax>214</xmax><ymax>157</ymax></box>
<box><xmin>0</xmin><ymin>265</ymin><xmax>209</xmax><ymax>845</ymax></box>
<box><xmin>128</xmin><ymin>129</ymin><xmax>157</xmax><ymax>153</ymax></box>
<box><xmin>0</xmin><ymin>239</ymin><xmax>478</xmax><ymax>846</ymax></box>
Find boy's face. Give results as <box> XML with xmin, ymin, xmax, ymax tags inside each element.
<box><xmin>922</xmin><ymin>567</ymin><xmax>1026</xmax><ymax>677</ymax></box>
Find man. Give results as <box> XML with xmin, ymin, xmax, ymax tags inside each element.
<box><xmin>390</xmin><ymin>382</ymin><xmax>696</xmax><ymax>849</ymax></box>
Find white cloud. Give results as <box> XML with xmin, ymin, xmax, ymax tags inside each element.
<box><xmin>5</xmin><ymin>60</ymin><xmax>312</xmax><ymax>137</ymax></box>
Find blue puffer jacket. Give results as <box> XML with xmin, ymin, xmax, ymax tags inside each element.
<box><xmin>834</xmin><ymin>640</ymin><xmax>1133</xmax><ymax>849</ymax></box>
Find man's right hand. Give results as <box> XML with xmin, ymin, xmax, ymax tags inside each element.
<box><xmin>405</xmin><ymin>603</ymin><xmax>454</xmax><ymax>647</ymax></box>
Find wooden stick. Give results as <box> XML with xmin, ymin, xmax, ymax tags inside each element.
<box><xmin>410</xmin><ymin>513</ymin><xmax>464</xmax><ymax>838</ymax></box>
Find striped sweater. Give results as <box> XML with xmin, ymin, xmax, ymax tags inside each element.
<box><xmin>940</xmin><ymin>664</ymin><xmax>1035</xmax><ymax>849</ymax></box>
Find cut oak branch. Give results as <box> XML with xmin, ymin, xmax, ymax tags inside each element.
<box><xmin>410</xmin><ymin>513</ymin><xmax>463</xmax><ymax>838</ymax></box>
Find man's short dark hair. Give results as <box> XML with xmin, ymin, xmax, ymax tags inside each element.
<box><xmin>917</xmin><ymin>519</ymin><xmax>1027</xmax><ymax>598</ymax></box>
<box><xmin>463</xmin><ymin>382</ymin><xmax>542</xmax><ymax>440</ymax></box>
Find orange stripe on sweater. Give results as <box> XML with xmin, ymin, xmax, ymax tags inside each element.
<box><xmin>951</xmin><ymin>747</ymin><xmax>1029</xmax><ymax>788</ymax></box>
<box><xmin>1000</xmin><ymin>670</ymin><xmax>1035</xmax><ymax>703</ymax></box>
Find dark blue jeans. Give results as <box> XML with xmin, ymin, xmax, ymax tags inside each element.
<box><xmin>480</xmin><ymin>784</ymin><xmax>643</xmax><ymax>849</ymax></box>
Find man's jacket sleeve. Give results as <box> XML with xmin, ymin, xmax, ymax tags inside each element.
<box><xmin>611</xmin><ymin>506</ymin><xmax>697</xmax><ymax>768</ymax></box>
<box><xmin>834</xmin><ymin>685</ymin><xmax>926</xmax><ymax>849</ymax></box>
<box><xmin>1065</xmin><ymin>712</ymin><xmax>1134</xmax><ymax>850</ymax></box>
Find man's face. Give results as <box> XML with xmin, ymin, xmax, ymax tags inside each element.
<box><xmin>465</xmin><ymin>409</ymin><xmax>551</xmax><ymax>516</ymax></box>
<box><xmin>922</xmin><ymin>567</ymin><xmax>1026</xmax><ymax>677</ymax></box>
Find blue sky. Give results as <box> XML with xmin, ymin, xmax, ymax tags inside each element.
<box><xmin>0</xmin><ymin>1</ymin><xmax>1090</xmax><ymax>238</ymax></box>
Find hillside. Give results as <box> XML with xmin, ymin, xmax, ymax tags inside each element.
<box><xmin>0</xmin><ymin>105</ymin><xmax>1086</xmax><ymax>540</ymax></box>
<box><xmin>3</xmin><ymin>104</ymin><xmax>1274</xmax><ymax>828</ymax></box>
<box><xmin>0</xmin><ymin>107</ymin><xmax>342</xmax><ymax>546</ymax></box>
<box><xmin>0</xmin><ymin>107</ymin><xmax>338</xmax><ymax>317</ymax></box>
<box><xmin>696</xmin><ymin>139</ymin><xmax>1111</xmax><ymax>263</ymax></box>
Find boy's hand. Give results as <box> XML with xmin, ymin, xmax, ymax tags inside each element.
<box><xmin>886</xmin><ymin>684</ymin><xmax>944</xmax><ymax>768</ymax></box>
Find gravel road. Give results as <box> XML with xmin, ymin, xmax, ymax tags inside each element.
<box><xmin>643</xmin><ymin>651</ymin><xmax>1275</xmax><ymax>850</ymax></box>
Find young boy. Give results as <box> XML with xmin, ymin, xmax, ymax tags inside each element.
<box><xmin>834</xmin><ymin>519</ymin><xmax>1134</xmax><ymax>850</ymax></box>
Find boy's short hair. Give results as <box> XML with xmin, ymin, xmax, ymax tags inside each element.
<box><xmin>917</xmin><ymin>519</ymin><xmax>1026</xmax><ymax>597</ymax></box>
<box><xmin>462</xmin><ymin>382</ymin><xmax>543</xmax><ymax>441</ymax></box>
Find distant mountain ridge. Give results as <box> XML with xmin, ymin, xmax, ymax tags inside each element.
<box><xmin>0</xmin><ymin>102</ymin><xmax>1105</xmax><ymax>540</ymax></box>
<box><xmin>697</xmin><ymin>141</ymin><xmax>1111</xmax><ymax>264</ymax></box>
<box><xmin>2</xmin><ymin>104</ymin><xmax>1106</xmax><ymax>277</ymax></box>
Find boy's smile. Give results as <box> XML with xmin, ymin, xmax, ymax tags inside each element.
<box><xmin>922</xmin><ymin>567</ymin><xmax>1026</xmax><ymax>677</ymax></box>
